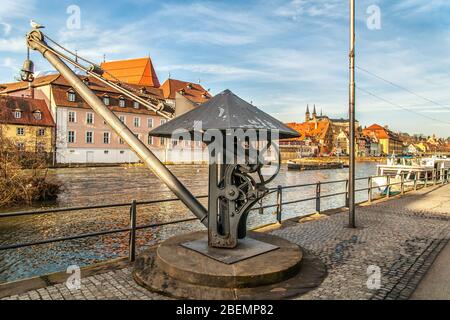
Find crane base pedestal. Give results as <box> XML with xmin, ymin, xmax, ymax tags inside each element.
<box><xmin>133</xmin><ymin>231</ymin><xmax>326</xmax><ymax>300</ymax></box>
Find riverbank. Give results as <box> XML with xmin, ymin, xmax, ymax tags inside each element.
<box><xmin>285</xmin><ymin>156</ymin><xmax>385</xmax><ymax>164</ymax></box>
<box><xmin>2</xmin><ymin>183</ymin><xmax>449</xmax><ymax>300</ymax></box>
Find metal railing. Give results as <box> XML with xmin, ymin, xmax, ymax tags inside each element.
<box><xmin>0</xmin><ymin>168</ymin><xmax>448</xmax><ymax>263</ymax></box>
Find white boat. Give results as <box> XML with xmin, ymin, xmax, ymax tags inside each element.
<box><xmin>372</xmin><ymin>155</ymin><xmax>450</xmax><ymax>194</ymax></box>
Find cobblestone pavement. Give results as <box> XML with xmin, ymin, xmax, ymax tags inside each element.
<box><xmin>2</xmin><ymin>184</ymin><xmax>449</xmax><ymax>300</ymax></box>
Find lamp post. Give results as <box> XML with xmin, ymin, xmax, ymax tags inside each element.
<box><xmin>348</xmin><ymin>0</ymin><xmax>356</xmax><ymax>228</ymax></box>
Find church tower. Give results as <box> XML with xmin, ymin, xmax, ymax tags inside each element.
<box><xmin>305</xmin><ymin>104</ymin><xmax>310</xmax><ymax>122</ymax></box>
<box><xmin>312</xmin><ymin>104</ymin><xmax>317</xmax><ymax>120</ymax></box>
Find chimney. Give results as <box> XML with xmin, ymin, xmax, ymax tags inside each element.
<box><xmin>28</xmin><ymin>82</ymin><xmax>35</xmax><ymax>99</ymax></box>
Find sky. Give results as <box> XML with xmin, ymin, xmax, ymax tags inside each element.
<box><xmin>1</xmin><ymin>0</ymin><xmax>450</xmax><ymax>137</ymax></box>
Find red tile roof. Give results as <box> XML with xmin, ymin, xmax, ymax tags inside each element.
<box><xmin>0</xmin><ymin>74</ymin><xmax>60</xmax><ymax>94</ymax></box>
<box><xmin>51</xmin><ymin>86</ymin><xmax>164</xmax><ymax>115</ymax></box>
<box><xmin>0</xmin><ymin>96</ymin><xmax>54</xmax><ymax>127</ymax></box>
<box><xmin>285</xmin><ymin>120</ymin><xmax>331</xmax><ymax>141</ymax></box>
<box><xmin>101</xmin><ymin>57</ymin><xmax>161</xmax><ymax>88</ymax></box>
<box><xmin>363</xmin><ymin>123</ymin><xmax>402</xmax><ymax>141</ymax></box>
<box><xmin>160</xmin><ymin>79</ymin><xmax>211</xmax><ymax>104</ymax></box>
<box><xmin>1</xmin><ymin>74</ymin><xmax>169</xmax><ymax>116</ymax></box>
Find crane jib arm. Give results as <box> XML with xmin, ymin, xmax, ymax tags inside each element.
<box><xmin>26</xmin><ymin>29</ymin><xmax>208</xmax><ymax>225</ymax></box>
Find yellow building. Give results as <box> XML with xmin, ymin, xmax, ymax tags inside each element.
<box><xmin>0</xmin><ymin>96</ymin><xmax>55</xmax><ymax>153</ymax></box>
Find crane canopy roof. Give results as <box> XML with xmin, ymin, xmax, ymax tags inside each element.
<box><xmin>149</xmin><ymin>89</ymin><xmax>300</xmax><ymax>140</ymax></box>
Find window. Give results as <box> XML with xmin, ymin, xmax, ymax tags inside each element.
<box><xmin>148</xmin><ymin>134</ymin><xmax>153</xmax><ymax>145</ymax></box>
<box><xmin>68</xmin><ymin>131</ymin><xmax>75</xmax><ymax>143</ymax></box>
<box><xmin>16</xmin><ymin>127</ymin><xmax>24</xmax><ymax>136</ymax></box>
<box><xmin>104</xmin><ymin>150</ymin><xmax>109</xmax><ymax>154</ymax></box>
<box><xmin>103</xmin><ymin>95</ymin><xmax>110</xmax><ymax>106</ymax></box>
<box><xmin>172</xmin><ymin>139</ymin><xmax>178</xmax><ymax>147</ymax></box>
<box><xmin>14</xmin><ymin>110</ymin><xmax>22</xmax><ymax>119</ymax></box>
<box><xmin>133</xmin><ymin>117</ymin><xmax>140</xmax><ymax>127</ymax></box>
<box><xmin>160</xmin><ymin>137</ymin><xmax>166</xmax><ymax>146</ymax></box>
<box><xmin>119</xmin><ymin>115</ymin><xmax>125</xmax><ymax>123</ymax></box>
<box><xmin>133</xmin><ymin>101</ymin><xmax>139</xmax><ymax>109</ymax></box>
<box><xmin>33</xmin><ymin>111</ymin><xmax>42</xmax><ymax>120</ymax></box>
<box><xmin>103</xmin><ymin>132</ymin><xmax>110</xmax><ymax>144</ymax></box>
<box><xmin>68</xmin><ymin>90</ymin><xmax>76</xmax><ymax>102</ymax></box>
<box><xmin>17</xmin><ymin>142</ymin><xmax>25</xmax><ymax>151</ymax></box>
<box><xmin>68</xmin><ymin>111</ymin><xmax>76</xmax><ymax>123</ymax></box>
<box><xmin>161</xmin><ymin>119</ymin><xmax>166</xmax><ymax>125</ymax></box>
<box><xmin>38</xmin><ymin>128</ymin><xmax>46</xmax><ymax>136</ymax></box>
<box><xmin>86</xmin><ymin>131</ymin><xmax>93</xmax><ymax>144</ymax></box>
<box><xmin>119</xmin><ymin>138</ymin><xmax>125</xmax><ymax>145</ymax></box>
<box><xmin>119</xmin><ymin>98</ymin><xmax>126</xmax><ymax>108</ymax></box>
<box><xmin>120</xmin><ymin>150</ymin><xmax>125</xmax><ymax>154</ymax></box>
<box><xmin>147</xmin><ymin>118</ymin><xmax>153</xmax><ymax>128</ymax></box>
<box><xmin>86</xmin><ymin>112</ymin><xmax>94</xmax><ymax>124</ymax></box>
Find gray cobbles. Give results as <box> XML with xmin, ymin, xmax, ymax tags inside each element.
<box><xmin>2</xmin><ymin>185</ymin><xmax>449</xmax><ymax>300</ymax></box>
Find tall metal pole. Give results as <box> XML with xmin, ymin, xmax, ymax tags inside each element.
<box><xmin>348</xmin><ymin>0</ymin><xmax>356</xmax><ymax>228</ymax></box>
<box><xmin>26</xmin><ymin>30</ymin><xmax>208</xmax><ymax>226</ymax></box>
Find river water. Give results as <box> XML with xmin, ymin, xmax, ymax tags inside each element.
<box><xmin>0</xmin><ymin>162</ymin><xmax>379</xmax><ymax>283</ymax></box>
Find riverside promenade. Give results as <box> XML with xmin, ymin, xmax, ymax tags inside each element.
<box><xmin>1</xmin><ymin>183</ymin><xmax>449</xmax><ymax>300</ymax></box>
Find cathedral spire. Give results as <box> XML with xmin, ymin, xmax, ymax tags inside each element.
<box><xmin>305</xmin><ymin>104</ymin><xmax>310</xmax><ymax>122</ymax></box>
<box><xmin>312</xmin><ymin>104</ymin><xmax>317</xmax><ymax>116</ymax></box>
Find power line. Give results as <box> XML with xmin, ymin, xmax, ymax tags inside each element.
<box><xmin>357</xmin><ymin>85</ymin><xmax>450</xmax><ymax>125</ymax></box>
<box><xmin>356</xmin><ymin>65</ymin><xmax>450</xmax><ymax>112</ymax></box>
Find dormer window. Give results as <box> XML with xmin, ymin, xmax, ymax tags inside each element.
<box><xmin>179</xmin><ymin>89</ymin><xmax>185</xmax><ymax>95</ymax></box>
<box><xmin>202</xmin><ymin>92</ymin><xmax>210</xmax><ymax>99</ymax></box>
<box><xmin>33</xmin><ymin>111</ymin><xmax>42</xmax><ymax>120</ymax></box>
<box><xmin>133</xmin><ymin>101</ymin><xmax>139</xmax><ymax>109</ymax></box>
<box><xmin>82</xmin><ymin>78</ymin><xmax>89</xmax><ymax>86</ymax></box>
<box><xmin>119</xmin><ymin>97</ymin><xmax>126</xmax><ymax>108</ymax></box>
<box><xmin>14</xmin><ymin>110</ymin><xmax>22</xmax><ymax>119</ymax></box>
<box><xmin>187</xmin><ymin>83</ymin><xmax>193</xmax><ymax>90</ymax></box>
<box><xmin>67</xmin><ymin>90</ymin><xmax>76</xmax><ymax>102</ymax></box>
<box><xmin>103</xmin><ymin>94</ymin><xmax>110</xmax><ymax>106</ymax></box>
<box><xmin>140</xmin><ymin>87</ymin><xmax>147</xmax><ymax>94</ymax></box>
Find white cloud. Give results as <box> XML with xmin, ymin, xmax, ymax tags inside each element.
<box><xmin>159</xmin><ymin>63</ymin><xmax>266</xmax><ymax>78</ymax></box>
<box><xmin>0</xmin><ymin>0</ymin><xmax>35</xmax><ymax>19</ymax></box>
<box><xmin>0</xmin><ymin>37</ymin><xmax>26</xmax><ymax>53</ymax></box>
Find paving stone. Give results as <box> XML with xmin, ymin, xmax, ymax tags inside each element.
<box><xmin>1</xmin><ymin>184</ymin><xmax>449</xmax><ymax>300</ymax></box>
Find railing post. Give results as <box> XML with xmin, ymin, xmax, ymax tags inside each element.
<box><xmin>315</xmin><ymin>182</ymin><xmax>321</xmax><ymax>213</ymax></box>
<box><xmin>414</xmin><ymin>173</ymin><xmax>418</xmax><ymax>191</ymax></box>
<box><xmin>424</xmin><ymin>171</ymin><xmax>428</xmax><ymax>188</ymax></box>
<box><xmin>345</xmin><ymin>179</ymin><xmax>349</xmax><ymax>207</ymax></box>
<box><xmin>400</xmin><ymin>173</ymin><xmax>405</xmax><ymax>195</ymax></box>
<box><xmin>276</xmin><ymin>185</ymin><xmax>283</xmax><ymax>223</ymax></box>
<box><xmin>386</xmin><ymin>175</ymin><xmax>390</xmax><ymax>198</ymax></box>
<box><xmin>129</xmin><ymin>200</ymin><xmax>137</xmax><ymax>262</ymax></box>
<box><xmin>433</xmin><ymin>169</ymin><xmax>437</xmax><ymax>186</ymax></box>
<box><xmin>368</xmin><ymin>176</ymin><xmax>372</xmax><ymax>203</ymax></box>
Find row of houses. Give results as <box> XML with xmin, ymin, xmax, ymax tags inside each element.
<box><xmin>281</xmin><ymin>105</ymin><xmax>415</xmax><ymax>157</ymax></box>
<box><xmin>0</xmin><ymin>57</ymin><xmax>211</xmax><ymax>164</ymax></box>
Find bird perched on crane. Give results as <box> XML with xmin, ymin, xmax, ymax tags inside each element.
<box><xmin>30</xmin><ymin>20</ymin><xmax>45</xmax><ymax>29</ymax></box>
